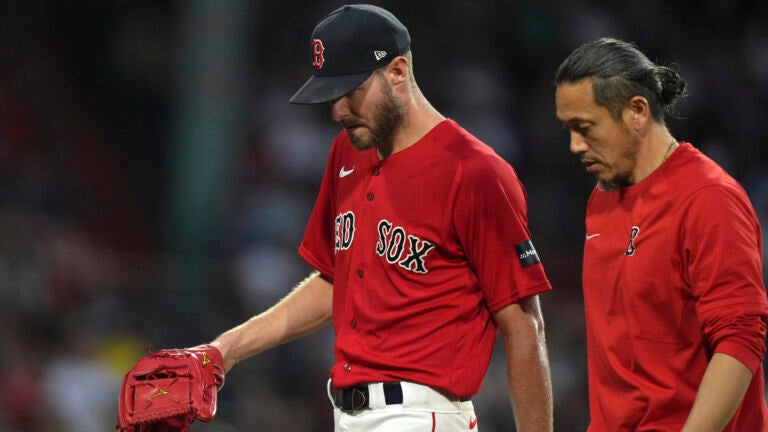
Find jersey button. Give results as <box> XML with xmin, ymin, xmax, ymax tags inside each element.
<box><xmin>356</xmin><ymin>269</ymin><xmax>364</xmax><ymax>278</ymax></box>
<box><xmin>371</xmin><ymin>167</ymin><xmax>380</xmax><ymax>176</ymax></box>
<box><xmin>350</xmin><ymin>319</ymin><xmax>357</xmax><ymax>329</ymax></box>
<box><xmin>343</xmin><ymin>363</ymin><xmax>352</xmax><ymax>372</ymax></box>
<box><xmin>366</xmin><ymin>192</ymin><xmax>374</xmax><ymax>201</ymax></box>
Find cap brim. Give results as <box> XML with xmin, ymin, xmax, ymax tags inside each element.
<box><xmin>289</xmin><ymin>72</ymin><xmax>372</xmax><ymax>104</ymax></box>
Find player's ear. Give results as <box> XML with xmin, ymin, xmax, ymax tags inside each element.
<box><xmin>624</xmin><ymin>95</ymin><xmax>650</xmax><ymax>130</ymax></box>
<box><xmin>385</xmin><ymin>56</ymin><xmax>409</xmax><ymax>87</ymax></box>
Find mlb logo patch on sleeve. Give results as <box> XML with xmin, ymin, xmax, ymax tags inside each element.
<box><xmin>514</xmin><ymin>240</ymin><xmax>540</xmax><ymax>268</ymax></box>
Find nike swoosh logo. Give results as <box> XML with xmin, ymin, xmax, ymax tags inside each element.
<box><xmin>469</xmin><ymin>417</ymin><xmax>478</xmax><ymax>429</ymax></box>
<box><xmin>339</xmin><ymin>166</ymin><xmax>355</xmax><ymax>178</ymax></box>
<box><xmin>585</xmin><ymin>233</ymin><xmax>601</xmax><ymax>240</ymax></box>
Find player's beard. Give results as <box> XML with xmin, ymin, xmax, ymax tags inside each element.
<box><xmin>345</xmin><ymin>82</ymin><xmax>405</xmax><ymax>155</ymax></box>
<box><xmin>597</xmin><ymin>128</ymin><xmax>640</xmax><ymax>191</ymax></box>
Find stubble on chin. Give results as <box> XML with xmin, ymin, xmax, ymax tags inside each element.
<box><xmin>597</xmin><ymin>179</ymin><xmax>618</xmax><ymax>191</ymax></box>
<box><xmin>348</xmin><ymin>132</ymin><xmax>373</xmax><ymax>151</ymax></box>
<box><xmin>597</xmin><ymin>170</ymin><xmax>634</xmax><ymax>191</ymax></box>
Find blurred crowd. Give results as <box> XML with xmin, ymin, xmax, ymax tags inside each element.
<box><xmin>1</xmin><ymin>1</ymin><xmax>766</xmax><ymax>431</ymax></box>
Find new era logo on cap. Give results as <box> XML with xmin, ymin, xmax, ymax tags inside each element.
<box><xmin>289</xmin><ymin>4</ymin><xmax>411</xmax><ymax>104</ymax></box>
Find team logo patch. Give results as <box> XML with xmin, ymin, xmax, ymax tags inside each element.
<box><xmin>312</xmin><ymin>39</ymin><xmax>325</xmax><ymax>69</ymax></box>
<box><xmin>514</xmin><ymin>240</ymin><xmax>540</xmax><ymax>268</ymax></box>
<box><xmin>625</xmin><ymin>226</ymin><xmax>640</xmax><ymax>256</ymax></box>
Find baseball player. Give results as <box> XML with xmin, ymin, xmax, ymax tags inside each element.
<box><xmin>555</xmin><ymin>38</ymin><xmax>768</xmax><ymax>431</ymax></box>
<box><xmin>209</xmin><ymin>5</ymin><xmax>554</xmax><ymax>431</ymax></box>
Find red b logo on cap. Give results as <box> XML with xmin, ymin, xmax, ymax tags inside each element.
<box><xmin>312</xmin><ymin>39</ymin><xmax>325</xmax><ymax>69</ymax></box>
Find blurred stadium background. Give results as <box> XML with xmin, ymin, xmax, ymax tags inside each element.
<box><xmin>1</xmin><ymin>0</ymin><xmax>766</xmax><ymax>430</ymax></box>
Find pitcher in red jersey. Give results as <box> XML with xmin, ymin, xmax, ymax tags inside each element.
<box><xmin>207</xmin><ymin>4</ymin><xmax>555</xmax><ymax>432</ymax></box>
<box><xmin>555</xmin><ymin>37</ymin><xmax>768</xmax><ymax>432</ymax></box>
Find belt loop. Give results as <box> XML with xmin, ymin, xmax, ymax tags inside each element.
<box><xmin>367</xmin><ymin>383</ymin><xmax>386</xmax><ymax>409</ymax></box>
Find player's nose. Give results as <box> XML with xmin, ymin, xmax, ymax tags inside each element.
<box><xmin>329</xmin><ymin>97</ymin><xmax>351</xmax><ymax>123</ymax></box>
<box><xmin>570</xmin><ymin>131</ymin><xmax>588</xmax><ymax>154</ymax></box>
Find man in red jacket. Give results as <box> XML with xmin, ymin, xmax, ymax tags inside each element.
<box><xmin>555</xmin><ymin>37</ymin><xmax>768</xmax><ymax>431</ymax></box>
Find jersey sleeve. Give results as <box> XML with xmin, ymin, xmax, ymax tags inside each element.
<box><xmin>298</xmin><ymin>137</ymin><xmax>340</xmax><ymax>280</ymax></box>
<box><xmin>681</xmin><ymin>184</ymin><xmax>768</xmax><ymax>373</ymax></box>
<box><xmin>453</xmin><ymin>156</ymin><xmax>552</xmax><ymax>312</ymax></box>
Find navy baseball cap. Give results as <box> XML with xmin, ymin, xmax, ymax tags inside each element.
<box><xmin>289</xmin><ymin>4</ymin><xmax>411</xmax><ymax>104</ymax></box>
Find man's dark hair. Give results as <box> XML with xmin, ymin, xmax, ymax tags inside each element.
<box><xmin>555</xmin><ymin>37</ymin><xmax>688</xmax><ymax>123</ymax></box>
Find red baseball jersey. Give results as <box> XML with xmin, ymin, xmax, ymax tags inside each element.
<box><xmin>582</xmin><ymin>142</ymin><xmax>768</xmax><ymax>431</ymax></box>
<box><xmin>299</xmin><ymin>119</ymin><xmax>551</xmax><ymax>398</ymax></box>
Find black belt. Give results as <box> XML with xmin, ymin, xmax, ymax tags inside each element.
<box><xmin>332</xmin><ymin>382</ymin><xmax>403</xmax><ymax>411</ymax></box>
<box><xmin>332</xmin><ymin>382</ymin><xmax>470</xmax><ymax>412</ymax></box>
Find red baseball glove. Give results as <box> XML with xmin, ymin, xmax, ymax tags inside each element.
<box><xmin>116</xmin><ymin>344</ymin><xmax>225</xmax><ymax>432</ymax></box>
